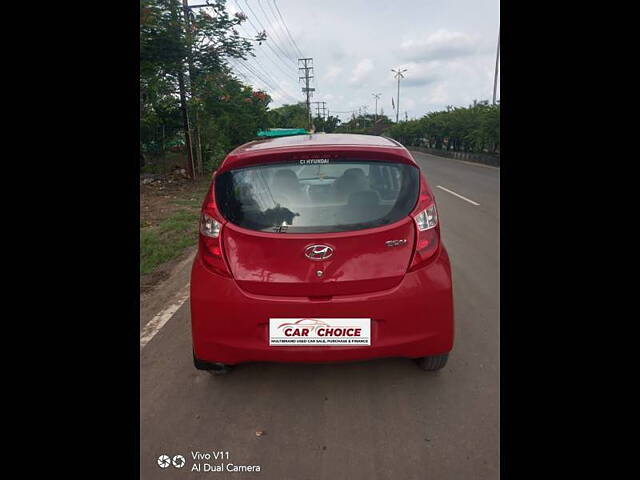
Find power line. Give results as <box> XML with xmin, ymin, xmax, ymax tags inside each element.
<box><xmin>272</xmin><ymin>0</ymin><xmax>304</xmax><ymax>58</ymax></box>
<box><xmin>186</xmin><ymin>1</ymin><xmax>300</xmax><ymax>108</ymax></box>
<box><xmin>230</xmin><ymin>57</ymin><xmax>299</xmax><ymax>103</ymax></box>
<box><xmin>257</xmin><ymin>0</ymin><xmax>298</xmax><ymax>61</ymax></box>
<box><xmin>233</xmin><ymin>0</ymin><xmax>297</xmax><ymax>74</ymax></box>
<box><xmin>232</xmin><ymin>7</ymin><xmax>296</xmax><ymax>79</ymax></box>
<box><xmin>265</xmin><ymin>0</ymin><xmax>300</xmax><ymax>59</ymax></box>
<box><xmin>235</xmin><ymin>20</ymin><xmax>298</xmax><ymax>83</ymax></box>
<box><xmin>244</xmin><ymin>0</ymin><xmax>298</xmax><ymax>64</ymax></box>
<box><xmin>230</xmin><ymin>58</ymin><xmax>277</xmax><ymax>91</ymax></box>
<box><xmin>230</xmin><ymin>63</ymin><xmax>290</xmax><ymax>103</ymax></box>
<box><xmin>245</xmin><ymin>47</ymin><xmax>297</xmax><ymax>88</ymax></box>
<box><xmin>228</xmin><ymin>8</ymin><xmax>297</xmax><ymax>86</ymax></box>
<box><xmin>231</xmin><ymin>54</ymin><xmax>289</xmax><ymax>95</ymax></box>
<box><xmin>226</xmin><ymin>6</ymin><xmax>301</xmax><ymax>106</ymax></box>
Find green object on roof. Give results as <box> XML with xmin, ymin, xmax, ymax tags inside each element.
<box><xmin>257</xmin><ymin>128</ymin><xmax>308</xmax><ymax>138</ymax></box>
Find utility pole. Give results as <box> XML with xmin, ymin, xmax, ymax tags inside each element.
<box><xmin>405</xmin><ymin>111</ymin><xmax>408</xmax><ymax>122</ymax></box>
<box><xmin>372</xmin><ymin>93</ymin><xmax>381</xmax><ymax>121</ymax></box>
<box><xmin>311</xmin><ymin>101</ymin><xmax>327</xmax><ymax>120</ymax></box>
<box><xmin>391</xmin><ymin>68</ymin><xmax>407</xmax><ymax>123</ymax></box>
<box><xmin>182</xmin><ymin>0</ymin><xmax>202</xmax><ymax>177</ymax></box>
<box><xmin>493</xmin><ymin>25</ymin><xmax>500</xmax><ymax>105</ymax></box>
<box><xmin>298</xmin><ymin>58</ymin><xmax>314</xmax><ymax>131</ymax></box>
<box><xmin>169</xmin><ymin>0</ymin><xmax>195</xmax><ymax>180</ymax></box>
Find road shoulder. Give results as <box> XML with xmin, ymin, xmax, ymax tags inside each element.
<box><xmin>140</xmin><ymin>245</ymin><xmax>195</xmax><ymax>330</ymax></box>
<box><xmin>409</xmin><ymin>149</ymin><xmax>500</xmax><ymax>170</ymax></box>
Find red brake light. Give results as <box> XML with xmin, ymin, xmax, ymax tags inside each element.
<box><xmin>409</xmin><ymin>174</ymin><xmax>440</xmax><ymax>272</ymax></box>
<box><xmin>198</xmin><ymin>180</ymin><xmax>230</xmax><ymax>277</ymax></box>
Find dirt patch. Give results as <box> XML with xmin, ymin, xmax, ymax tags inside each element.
<box><xmin>140</xmin><ymin>172</ymin><xmax>207</xmax><ymax>226</ymax></box>
<box><xmin>140</xmin><ymin>246</ymin><xmax>196</xmax><ymax>295</ymax></box>
<box><xmin>140</xmin><ymin>269</ymin><xmax>171</xmax><ymax>295</ymax></box>
<box><xmin>140</xmin><ymin>172</ymin><xmax>211</xmax><ymax>293</ymax></box>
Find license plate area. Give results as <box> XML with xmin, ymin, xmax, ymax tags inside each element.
<box><xmin>269</xmin><ymin>318</ymin><xmax>371</xmax><ymax>346</ymax></box>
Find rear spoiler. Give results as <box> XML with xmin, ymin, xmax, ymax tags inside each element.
<box><xmin>217</xmin><ymin>146</ymin><xmax>418</xmax><ymax>174</ymax></box>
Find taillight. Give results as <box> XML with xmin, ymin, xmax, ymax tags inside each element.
<box><xmin>198</xmin><ymin>181</ymin><xmax>230</xmax><ymax>277</ymax></box>
<box><xmin>200</xmin><ymin>212</ymin><xmax>221</xmax><ymax>238</ymax></box>
<box><xmin>414</xmin><ymin>204</ymin><xmax>438</xmax><ymax>231</ymax></box>
<box><xmin>409</xmin><ymin>174</ymin><xmax>440</xmax><ymax>272</ymax></box>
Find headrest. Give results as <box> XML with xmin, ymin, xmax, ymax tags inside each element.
<box><xmin>274</xmin><ymin>169</ymin><xmax>298</xmax><ymax>181</ymax></box>
<box><xmin>272</xmin><ymin>169</ymin><xmax>300</xmax><ymax>190</ymax></box>
<box><xmin>343</xmin><ymin>168</ymin><xmax>366</xmax><ymax>179</ymax></box>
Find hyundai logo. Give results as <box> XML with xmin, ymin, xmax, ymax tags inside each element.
<box><xmin>304</xmin><ymin>244</ymin><xmax>333</xmax><ymax>260</ymax></box>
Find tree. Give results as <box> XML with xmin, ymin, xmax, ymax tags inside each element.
<box><xmin>386</xmin><ymin>103</ymin><xmax>500</xmax><ymax>153</ymax></box>
<box><xmin>313</xmin><ymin>115</ymin><xmax>341</xmax><ymax>133</ymax></box>
<box><xmin>140</xmin><ymin>0</ymin><xmax>259</xmax><ymax>174</ymax></box>
<box><xmin>190</xmin><ymin>68</ymin><xmax>272</xmax><ymax>170</ymax></box>
<box><xmin>268</xmin><ymin>103</ymin><xmax>309</xmax><ymax>129</ymax></box>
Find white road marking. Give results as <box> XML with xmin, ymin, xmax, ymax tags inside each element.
<box><xmin>140</xmin><ymin>284</ymin><xmax>190</xmax><ymax>350</ymax></box>
<box><xmin>436</xmin><ymin>185</ymin><xmax>480</xmax><ymax>206</ymax></box>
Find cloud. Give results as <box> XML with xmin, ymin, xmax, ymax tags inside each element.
<box><xmin>400</xmin><ymin>30</ymin><xmax>480</xmax><ymax>62</ymax></box>
<box><xmin>323</xmin><ymin>65</ymin><xmax>343</xmax><ymax>83</ymax></box>
<box><xmin>426</xmin><ymin>83</ymin><xmax>448</xmax><ymax>104</ymax></box>
<box><xmin>391</xmin><ymin>62</ymin><xmax>440</xmax><ymax>88</ymax></box>
<box><xmin>349</xmin><ymin>58</ymin><xmax>374</xmax><ymax>84</ymax></box>
<box><xmin>221</xmin><ymin>0</ymin><xmax>500</xmax><ymax>117</ymax></box>
<box><xmin>402</xmin><ymin>74</ymin><xmax>438</xmax><ymax>88</ymax></box>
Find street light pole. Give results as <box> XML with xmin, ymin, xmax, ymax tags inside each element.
<box><xmin>372</xmin><ymin>93</ymin><xmax>381</xmax><ymax>121</ymax></box>
<box><xmin>391</xmin><ymin>68</ymin><xmax>407</xmax><ymax>123</ymax></box>
<box><xmin>493</xmin><ymin>26</ymin><xmax>500</xmax><ymax>105</ymax></box>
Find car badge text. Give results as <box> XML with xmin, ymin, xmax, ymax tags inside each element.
<box><xmin>385</xmin><ymin>239</ymin><xmax>407</xmax><ymax>247</ymax></box>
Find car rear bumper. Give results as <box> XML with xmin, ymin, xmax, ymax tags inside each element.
<box><xmin>190</xmin><ymin>247</ymin><xmax>454</xmax><ymax>365</ymax></box>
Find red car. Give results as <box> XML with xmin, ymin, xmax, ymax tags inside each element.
<box><xmin>190</xmin><ymin>133</ymin><xmax>454</xmax><ymax>374</ymax></box>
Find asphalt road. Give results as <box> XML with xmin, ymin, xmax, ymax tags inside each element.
<box><xmin>140</xmin><ymin>150</ymin><xmax>500</xmax><ymax>479</ymax></box>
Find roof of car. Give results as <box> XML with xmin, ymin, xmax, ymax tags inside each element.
<box><xmin>217</xmin><ymin>133</ymin><xmax>416</xmax><ymax>173</ymax></box>
<box><xmin>230</xmin><ymin>133</ymin><xmax>403</xmax><ymax>154</ymax></box>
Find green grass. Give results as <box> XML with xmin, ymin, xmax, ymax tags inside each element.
<box><xmin>140</xmin><ymin>176</ymin><xmax>211</xmax><ymax>277</ymax></box>
<box><xmin>172</xmin><ymin>198</ymin><xmax>202</xmax><ymax>208</ymax></box>
<box><xmin>140</xmin><ymin>209</ymin><xmax>200</xmax><ymax>275</ymax></box>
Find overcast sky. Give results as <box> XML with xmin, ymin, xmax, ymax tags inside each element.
<box><xmin>200</xmin><ymin>0</ymin><xmax>500</xmax><ymax>122</ymax></box>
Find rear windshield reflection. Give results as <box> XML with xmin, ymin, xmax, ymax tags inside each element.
<box><xmin>215</xmin><ymin>161</ymin><xmax>419</xmax><ymax>233</ymax></box>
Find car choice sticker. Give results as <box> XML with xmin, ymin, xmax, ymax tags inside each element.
<box><xmin>269</xmin><ymin>318</ymin><xmax>371</xmax><ymax>346</ymax></box>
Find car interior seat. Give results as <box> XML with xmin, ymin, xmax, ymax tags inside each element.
<box><xmin>333</xmin><ymin>168</ymin><xmax>369</xmax><ymax>202</ymax></box>
<box><xmin>272</xmin><ymin>169</ymin><xmax>304</xmax><ymax>202</ymax></box>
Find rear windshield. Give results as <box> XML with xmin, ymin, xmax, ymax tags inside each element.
<box><xmin>215</xmin><ymin>160</ymin><xmax>419</xmax><ymax>233</ymax></box>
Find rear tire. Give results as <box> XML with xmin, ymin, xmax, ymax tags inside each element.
<box><xmin>193</xmin><ymin>352</ymin><xmax>233</xmax><ymax>375</ymax></box>
<box><xmin>415</xmin><ymin>353</ymin><xmax>449</xmax><ymax>371</ymax></box>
